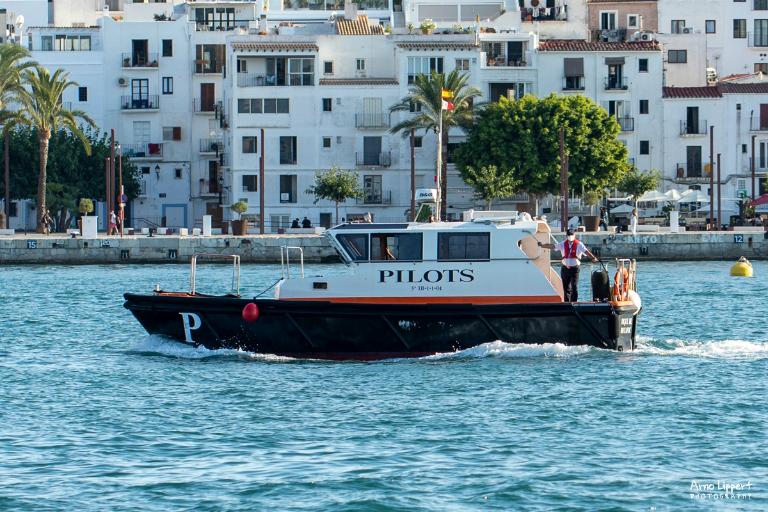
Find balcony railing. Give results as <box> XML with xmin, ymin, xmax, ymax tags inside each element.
<box><xmin>592</xmin><ymin>28</ymin><xmax>628</xmax><ymax>43</ymax></box>
<box><xmin>680</xmin><ymin>120</ymin><xmax>708</xmax><ymax>136</ymax></box>
<box><xmin>120</xmin><ymin>95</ymin><xmax>159</xmax><ymax>110</ymax></box>
<box><xmin>484</xmin><ymin>54</ymin><xmax>528</xmax><ymax>67</ymax></box>
<box><xmin>604</xmin><ymin>76</ymin><xmax>628</xmax><ymax>90</ymax></box>
<box><xmin>748</xmin><ymin>32</ymin><xmax>768</xmax><ymax>47</ymax></box>
<box><xmin>356</xmin><ymin>151</ymin><xmax>391</xmax><ymax>168</ymax></box>
<box><xmin>521</xmin><ymin>6</ymin><xmax>568</xmax><ymax>22</ymax></box>
<box><xmin>237</xmin><ymin>73</ymin><xmax>277</xmax><ymax>87</ymax></box>
<box><xmin>194</xmin><ymin>20</ymin><xmax>254</xmax><ymax>32</ymax></box>
<box><xmin>674</xmin><ymin>163</ymin><xmax>709</xmax><ymax>183</ymax></box>
<box><xmin>122</xmin><ymin>143</ymin><xmax>163</xmax><ymax>159</ymax></box>
<box><xmin>200</xmin><ymin>139</ymin><xmax>223</xmax><ymax>154</ymax></box>
<box><xmin>121</xmin><ymin>53</ymin><xmax>158</xmax><ymax>68</ymax></box>
<box><xmin>198</xmin><ymin>179</ymin><xmax>219</xmax><ymax>196</ymax></box>
<box><xmin>357</xmin><ymin>190</ymin><xmax>392</xmax><ymax>205</ymax></box>
<box><xmin>617</xmin><ymin>116</ymin><xmax>634</xmax><ymax>132</ymax></box>
<box><xmin>355</xmin><ymin>112</ymin><xmax>390</xmax><ymax>129</ymax></box>
<box><xmin>562</xmin><ymin>77</ymin><xmax>585</xmax><ymax>91</ymax></box>
<box><xmin>193</xmin><ymin>60</ymin><xmax>224</xmax><ymax>74</ymax></box>
<box><xmin>750</xmin><ymin>118</ymin><xmax>768</xmax><ymax>131</ymax></box>
<box><xmin>193</xmin><ymin>99</ymin><xmax>220</xmax><ymax>114</ymax></box>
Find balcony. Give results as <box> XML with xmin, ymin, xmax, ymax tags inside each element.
<box><xmin>617</xmin><ymin>116</ymin><xmax>634</xmax><ymax>132</ymax></box>
<box><xmin>193</xmin><ymin>99</ymin><xmax>220</xmax><ymax>114</ymax></box>
<box><xmin>483</xmin><ymin>53</ymin><xmax>529</xmax><ymax>68</ymax></box>
<box><xmin>120</xmin><ymin>95</ymin><xmax>159</xmax><ymax>111</ymax></box>
<box><xmin>123</xmin><ymin>143</ymin><xmax>163</xmax><ymax>160</ymax></box>
<box><xmin>199</xmin><ymin>139</ymin><xmax>223</xmax><ymax>154</ymax></box>
<box><xmin>673</xmin><ymin>163</ymin><xmax>709</xmax><ymax>184</ymax></box>
<box><xmin>193</xmin><ymin>60</ymin><xmax>224</xmax><ymax>75</ymax></box>
<box><xmin>194</xmin><ymin>20</ymin><xmax>254</xmax><ymax>32</ymax></box>
<box><xmin>750</xmin><ymin>118</ymin><xmax>768</xmax><ymax>132</ymax></box>
<box><xmin>355</xmin><ymin>112</ymin><xmax>390</xmax><ymax>129</ymax></box>
<box><xmin>562</xmin><ymin>76</ymin><xmax>584</xmax><ymax>91</ymax></box>
<box><xmin>748</xmin><ymin>32</ymin><xmax>768</xmax><ymax>47</ymax></box>
<box><xmin>357</xmin><ymin>190</ymin><xmax>392</xmax><ymax>205</ymax></box>
<box><xmin>121</xmin><ymin>53</ymin><xmax>158</xmax><ymax>68</ymax></box>
<box><xmin>356</xmin><ymin>152</ymin><xmax>391</xmax><ymax>168</ymax></box>
<box><xmin>604</xmin><ymin>76</ymin><xmax>628</xmax><ymax>90</ymax></box>
<box><xmin>521</xmin><ymin>5</ymin><xmax>568</xmax><ymax>22</ymax></box>
<box><xmin>592</xmin><ymin>28</ymin><xmax>629</xmax><ymax>43</ymax></box>
<box><xmin>680</xmin><ymin>120</ymin><xmax>708</xmax><ymax>136</ymax></box>
<box><xmin>197</xmin><ymin>179</ymin><xmax>219</xmax><ymax>196</ymax></box>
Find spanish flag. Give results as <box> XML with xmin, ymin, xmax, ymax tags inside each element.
<box><xmin>441</xmin><ymin>89</ymin><xmax>453</xmax><ymax>100</ymax></box>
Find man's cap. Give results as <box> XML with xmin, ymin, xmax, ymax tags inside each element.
<box><xmin>566</xmin><ymin>228</ymin><xmax>575</xmax><ymax>236</ymax></box>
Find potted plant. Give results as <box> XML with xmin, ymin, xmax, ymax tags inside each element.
<box><xmin>581</xmin><ymin>190</ymin><xmax>603</xmax><ymax>231</ymax></box>
<box><xmin>419</xmin><ymin>19</ymin><xmax>436</xmax><ymax>35</ymax></box>
<box><xmin>407</xmin><ymin>22</ymin><xmax>414</xmax><ymax>34</ymax></box>
<box><xmin>77</xmin><ymin>198</ymin><xmax>94</xmax><ymax>232</ymax></box>
<box><xmin>230</xmin><ymin>201</ymin><xmax>249</xmax><ymax>235</ymax></box>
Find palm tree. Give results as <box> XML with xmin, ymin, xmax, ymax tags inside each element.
<box><xmin>390</xmin><ymin>69</ymin><xmax>481</xmax><ymax>220</ymax></box>
<box><xmin>0</xmin><ymin>43</ymin><xmax>35</xmax><ymax>228</ymax></box>
<box><xmin>14</xmin><ymin>66</ymin><xmax>95</xmax><ymax>232</ymax></box>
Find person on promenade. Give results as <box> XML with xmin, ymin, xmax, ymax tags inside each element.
<box><xmin>599</xmin><ymin>207</ymin><xmax>609</xmax><ymax>231</ymax></box>
<box><xmin>539</xmin><ymin>228</ymin><xmax>598</xmax><ymax>302</ymax></box>
<box><xmin>108</xmin><ymin>211</ymin><xmax>118</xmax><ymax>235</ymax></box>
<box><xmin>301</xmin><ymin>217</ymin><xmax>312</xmax><ymax>228</ymax></box>
<box><xmin>41</xmin><ymin>208</ymin><xmax>53</xmax><ymax>235</ymax></box>
<box><xmin>630</xmin><ymin>208</ymin><xmax>638</xmax><ymax>234</ymax></box>
<box><xmin>291</xmin><ymin>218</ymin><xmax>300</xmax><ymax>229</ymax></box>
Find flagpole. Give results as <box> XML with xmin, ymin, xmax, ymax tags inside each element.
<box><xmin>436</xmin><ymin>105</ymin><xmax>443</xmax><ymax>221</ymax></box>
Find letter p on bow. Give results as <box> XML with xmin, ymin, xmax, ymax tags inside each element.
<box><xmin>179</xmin><ymin>312</ymin><xmax>202</xmax><ymax>343</ymax></box>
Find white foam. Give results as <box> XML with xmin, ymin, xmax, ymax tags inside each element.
<box><xmin>129</xmin><ymin>335</ymin><xmax>297</xmax><ymax>362</ymax></box>
<box><xmin>422</xmin><ymin>341</ymin><xmax>599</xmax><ymax>360</ymax></box>
<box><xmin>636</xmin><ymin>336</ymin><xmax>768</xmax><ymax>360</ymax></box>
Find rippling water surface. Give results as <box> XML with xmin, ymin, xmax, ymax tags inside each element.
<box><xmin>1</xmin><ymin>261</ymin><xmax>766</xmax><ymax>510</ymax></box>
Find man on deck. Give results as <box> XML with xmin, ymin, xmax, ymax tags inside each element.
<box><xmin>539</xmin><ymin>228</ymin><xmax>598</xmax><ymax>302</ymax></box>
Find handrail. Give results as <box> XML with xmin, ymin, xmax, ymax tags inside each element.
<box><xmin>280</xmin><ymin>246</ymin><xmax>305</xmax><ymax>279</ymax></box>
<box><xmin>190</xmin><ymin>253</ymin><xmax>240</xmax><ymax>296</ymax></box>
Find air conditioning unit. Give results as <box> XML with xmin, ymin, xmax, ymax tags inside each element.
<box><xmin>634</xmin><ymin>31</ymin><xmax>655</xmax><ymax>42</ymax></box>
<box><xmin>682</xmin><ymin>27</ymin><xmax>694</xmax><ymax>34</ymax></box>
<box><xmin>118</xmin><ymin>77</ymin><xmax>128</xmax><ymax>87</ymax></box>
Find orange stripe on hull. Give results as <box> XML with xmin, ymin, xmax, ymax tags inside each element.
<box><xmin>284</xmin><ymin>295</ymin><xmax>563</xmax><ymax>305</ymax></box>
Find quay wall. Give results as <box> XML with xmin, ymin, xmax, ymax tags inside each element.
<box><xmin>1</xmin><ymin>230</ymin><xmax>767</xmax><ymax>264</ymax></box>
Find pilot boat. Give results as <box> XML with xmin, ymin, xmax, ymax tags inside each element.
<box><xmin>124</xmin><ymin>215</ymin><xmax>641</xmax><ymax>360</ymax></box>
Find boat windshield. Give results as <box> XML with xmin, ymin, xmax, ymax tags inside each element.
<box><xmin>337</xmin><ymin>233</ymin><xmax>369</xmax><ymax>261</ymax></box>
<box><xmin>371</xmin><ymin>233</ymin><xmax>422</xmax><ymax>261</ymax></box>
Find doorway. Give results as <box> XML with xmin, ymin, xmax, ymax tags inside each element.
<box><xmin>200</xmin><ymin>83</ymin><xmax>215</xmax><ymax>112</ymax></box>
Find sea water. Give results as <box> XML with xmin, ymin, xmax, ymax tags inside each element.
<box><xmin>0</xmin><ymin>261</ymin><xmax>765</xmax><ymax>510</ymax></box>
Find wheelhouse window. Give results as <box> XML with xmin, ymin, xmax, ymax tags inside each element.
<box><xmin>438</xmin><ymin>233</ymin><xmax>490</xmax><ymax>261</ymax></box>
<box><xmin>337</xmin><ymin>233</ymin><xmax>369</xmax><ymax>261</ymax></box>
<box><xmin>370</xmin><ymin>233</ymin><xmax>423</xmax><ymax>261</ymax></box>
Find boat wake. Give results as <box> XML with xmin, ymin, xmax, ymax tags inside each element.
<box><xmin>421</xmin><ymin>341</ymin><xmax>600</xmax><ymax>360</ymax></box>
<box><xmin>635</xmin><ymin>336</ymin><xmax>768</xmax><ymax>360</ymax></box>
<box><xmin>128</xmin><ymin>335</ymin><xmax>298</xmax><ymax>363</ymax></box>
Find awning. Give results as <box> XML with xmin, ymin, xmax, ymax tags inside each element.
<box><xmin>605</xmin><ymin>57</ymin><xmax>625</xmax><ymax>65</ymax></box>
<box><xmin>750</xmin><ymin>193</ymin><xmax>768</xmax><ymax>206</ymax></box>
<box><xmin>563</xmin><ymin>57</ymin><xmax>584</xmax><ymax>76</ymax></box>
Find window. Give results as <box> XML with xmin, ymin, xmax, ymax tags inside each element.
<box><xmin>195</xmin><ymin>44</ymin><xmax>225</xmax><ymax>73</ymax></box>
<box><xmin>671</xmin><ymin>20</ymin><xmax>686</xmax><ymax>34</ymax></box>
<box><xmin>706</xmin><ymin>20</ymin><xmax>716</xmax><ymax>34</ymax></box>
<box><xmin>236</xmin><ymin>59</ymin><xmax>247</xmax><ymax>73</ymax></box>
<box><xmin>322</xmin><ymin>136</ymin><xmax>332</xmax><ymax>149</ymax></box>
<box><xmin>438</xmin><ymin>233</ymin><xmax>490</xmax><ymax>261</ymax></box>
<box><xmin>756</xmin><ymin>63</ymin><xmax>768</xmax><ymax>73</ymax></box>
<box><xmin>280</xmin><ymin>136</ymin><xmax>297</xmax><ymax>165</ymax></box>
<box><xmin>639</xmin><ymin>58</ymin><xmax>648</xmax><ymax>72</ymax></box>
<box><xmin>162</xmin><ymin>39</ymin><xmax>172</xmax><ymax>57</ymax></box>
<box><xmin>413</xmin><ymin>136</ymin><xmax>423</xmax><ymax>148</ymax></box>
<box><xmin>627</xmin><ymin>15</ymin><xmax>639</xmax><ymax>29</ymax></box>
<box><xmin>163</xmin><ymin>127</ymin><xmax>182</xmax><ymax>141</ymax></box>
<box><xmin>734</xmin><ymin>19</ymin><xmax>747</xmax><ymax>38</ymax></box>
<box><xmin>162</xmin><ymin>77</ymin><xmax>173</xmax><ymax>95</ymax></box>
<box><xmin>242</xmin><ymin>175</ymin><xmax>258</xmax><ymax>192</ymax></box>
<box><xmin>407</xmin><ymin>56</ymin><xmax>444</xmax><ymax>84</ymax></box>
<box><xmin>322</xmin><ymin>98</ymin><xmax>332</xmax><ymax>112</ymax></box>
<box><xmin>742</xmin><ymin>144</ymin><xmax>748</xmax><ymax>154</ymax></box>
<box><xmin>78</xmin><ymin>87</ymin><xmax>87</xmax><ymax>102</ymax></box>
<box><xmin>323</xmin><ymin>60</ymin><xmax>333</xmax><ymax>75</ymax></box>
<box><xmin>174</xmin><ymin>168</ymin><xmax>182</xmax><ymax>179</ymax></box>
<box><xmin>9</xmin><ymin>201</ymin><xmax>17</xmax><ymax>217</ymax></box>
<box><xmin>41</xmin><ymin>36</ymin><xmax>52</xmax><ymax>51</ymax></box>
<box><xmin>755</xmin><ymin>19</ymin><xmax>768</xmax><ymax>46</ymax></box>
<box><xmin>370</xmin><ymin>233</ymin><xmax>423</xmax><ymax>261</ymax></box>
<box><xmin>409</xmin><ymin>101</ymin><xmax>422</xmax><ymax>113</ymax></box>
<box><xmin>337</xmin><ymin>233</ymin><xmax>369</xmax><ymax>261</ymax></box>
<box><xmin>600</xmin><ymin>11</ymin><xmax>617</xmax><ymax>30</ymax></box>
<box><xmin>757</xmin><ymin>0</ymin><xmax>768</xmax><ymax>9</ymax></box>
<box><xmin>279</xmin><ymin>174</ymin><xmax>297</xmax><ymax>203</ymax></box>
<box><xmin>455</xmin><ymin>58</ymin><xmax>470</xmax><ymax>71</ymax></box>
<box><xmin>356</xmin><ymin>58</ymin><xmax>366</xmax><ymax>71</ymax></box>
<box><xmin>639</xmin><ymin>99</ymin><xmax>649</xmax><ymax>114</ymax></box>
<box><xmin>563</xmin><ymin>57</ymin><xmax>584</xmax><ymax>90</ymax></box>
<box><xmin>242</xmin><ymin>136</ymin><xmax>258</xmax><ymax>154</ymax></box>
<box><xmin>141</xmin><ymin>166</ymin><xmax>150</xmax><ymax>175</ymax></box>
<box><xmin>288</xmin><ymin>58</ymin><xmax>314</xmax><ymax>86</ymax></box>
<box><xmin>668</xmin><ymin>50</ymin><xmax>688</xmax><ymax>63</ymax></box>
<box><xmin>639</xmin><ymin>141</ymin><xmax>650</xmax><ymax>155</ymax></box>
<box><xmin>238</xmin><ymin>98</ymin><xmax>289</xmax><ymax>113</ymax></box>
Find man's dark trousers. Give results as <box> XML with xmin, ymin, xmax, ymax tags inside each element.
<box><xmin>561</xmin><ymin>266</ymin><xmax>580</xmax><ymax>302</ymax></box>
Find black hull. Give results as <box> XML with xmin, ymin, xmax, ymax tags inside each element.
<box><xmin>123</xmin><ymin>293</ymin><xmax>639</xmax><ymax>360</ymax></box>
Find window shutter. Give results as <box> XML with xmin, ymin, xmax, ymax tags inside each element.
<box><xmin>173</xmin><ymin>127</ymin><xmax>181</xmax><ymax>141</ymax></box>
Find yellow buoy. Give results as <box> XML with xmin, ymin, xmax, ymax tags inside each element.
<box><xmin>730</xmin><ymin>257</ymin><xmax>753</xmax><ymax>277</ymax></box>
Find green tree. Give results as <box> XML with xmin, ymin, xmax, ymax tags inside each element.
<box><xmin>453</xmin><ymin>94</ymin><xmax>631</xmax><ymax>212</ymax></box>
<box><xmin>461</xmin><ymin>164</ymin><xmax>520</xmax><ymax>210</ymax></box>
<box><xmin>13</xmin><ymin>66</ymin><xmax>95</xmax><ymax>232</ymax></box>
<box><xmin>4</xmin><ymin>126</ymin><xmax>141</xmax><ymax>231</ymax></box>
<box><xmin>306</xmin><ymin>166</ymin><xmax>362</xmax><ymax>224</ymax></box>
<box><xmin>390</xmin><ymin>69</ymin><xmax>482</xmax><ymax>220</ymax></box>
<box><xmin>618</xmin><ymin>168</ymin><xmax>661</xmax><ymax>206</ymax></box>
